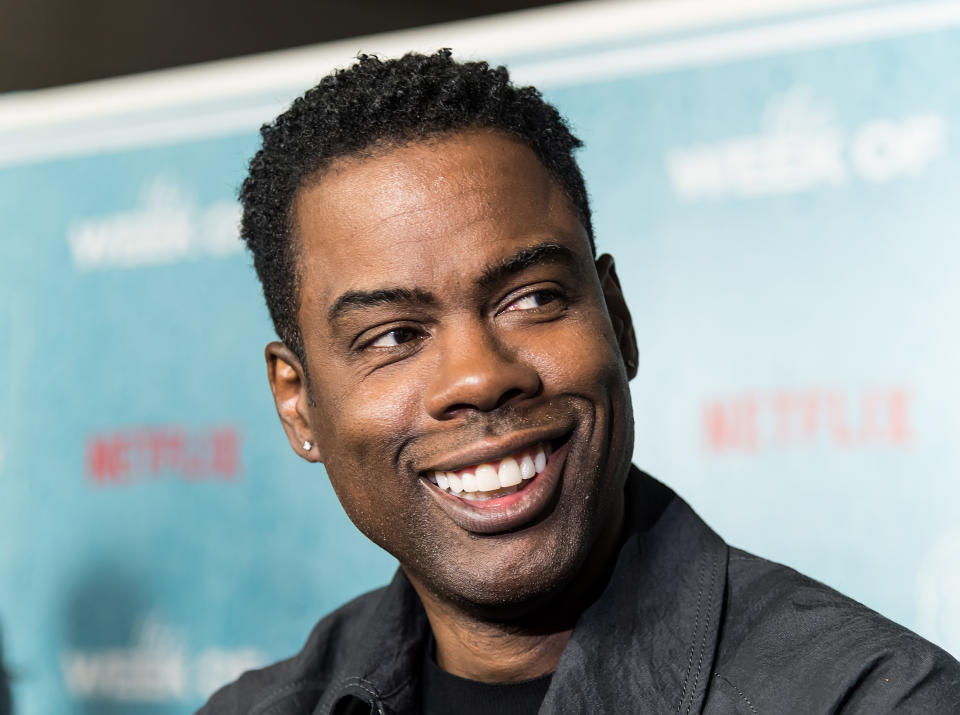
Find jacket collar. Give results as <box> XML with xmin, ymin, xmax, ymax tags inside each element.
<box><xmin>540</xmin><ymin>471</ymin><xmax>727</xmax><ymax>714</ymax></box>
<box><xmin>316</xmin><ymin>469</ymin><xmax>727</xmax><ymax>714</ymax></box>
<box><xmin>314</xmin><ymin>570</ymin><xmax>429</xmax><ymax>714</ymax></box>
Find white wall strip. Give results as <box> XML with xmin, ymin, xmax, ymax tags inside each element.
<box><xmin>2</xmin><ymin>0</ymin><xmax>953</xmax><ymax>168</ymax></box>
<box><xmin>0</xmin><ymin>0</ymin><xmax>872</xmax><ymax>132</ymax></box>
<box><xmin>514</xmin><ymin>0</ymin><xmax>960</xmax><ymax>87</ymax></box>
<box><xmin>0</xmin><ymin>105</ymin><xmax>285</xmax><ymax>168</ymax></box>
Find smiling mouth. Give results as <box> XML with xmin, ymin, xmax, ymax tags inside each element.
<box><xmin>421</xmin><ymin>435</ymin><xmax>570</xmax><ymax>535</ymax></box>
<box><xmin>425</xmin><ymin>442</ymin><xmax>553</xmax><ymax>501</ymax></box>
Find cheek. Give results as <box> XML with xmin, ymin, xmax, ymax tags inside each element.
<box><xmin>316</xmin><ymin>383</ymin><xmax>421</xmax><ymax>550</ymax></box>
<box><xmin>312</xmin><ymin>365</ymin><xmax>424</xmax><ymax>460</ymax></box>
<box><xmin>529</xmin><ymin>314</ymin><xmax>624</xmax><ymax>392</ymax></box>
<box><xmin>309</xmin><ymin>366</ymin><xmax>429</xmax><ymax>546</ymax></box>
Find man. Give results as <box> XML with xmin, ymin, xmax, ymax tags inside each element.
<box><xmin>201</xmin><ymin>51</ymin><xmax>960</xmax><ymax>714</ymax></box>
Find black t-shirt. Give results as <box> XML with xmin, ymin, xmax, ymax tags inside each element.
<box><xmin>419</xmin><ymin>643</ymin><xmax>552</xmax><ymax>715</ymax></box>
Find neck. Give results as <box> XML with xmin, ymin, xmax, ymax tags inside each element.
<box><xmin>408</xmin><ymin>499</ymin><xmax>625</xmax><ymax>683</ymax></box>
<box><xmin>428</xmin><ymin>609</ymin><xmax>571</xmax><ymax>682</ymax></box>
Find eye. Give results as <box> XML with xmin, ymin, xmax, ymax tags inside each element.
<box><xmin>367</xmin><ymin>326</ymin><xmax>422</xmax><ymax>349</ymax></box>
<box><xmin>504</xmin><ymin>289</ymin><xmax>559</xmax><ymax>312</ymax></box>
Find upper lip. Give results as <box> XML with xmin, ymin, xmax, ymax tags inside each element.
<box><xmin>417</xmin><ymin>426</ymin><xmax>571</xmax><ymax>474</ymax></box>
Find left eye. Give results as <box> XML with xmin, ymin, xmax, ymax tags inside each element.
<box><xmin>505</xmin><ymin>290</ymin><xmax>557</xmax><ymax>312</ymax></box>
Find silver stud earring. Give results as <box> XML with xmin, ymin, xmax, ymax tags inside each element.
<box><xmin>303</xmin><ymin>441</ymin><xmax>313</xmax><ymax>451</ymax></box>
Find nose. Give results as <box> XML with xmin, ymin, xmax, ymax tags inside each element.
<box><xmin>424</xmin><ymin>321</ymin><xmax>542</xmax><ymax>420</ymax></box>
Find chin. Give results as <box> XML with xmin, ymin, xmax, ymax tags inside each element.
<box><xmin>410</xmin><ymin>510</ymin><xmax>607</xmax><ymax>621</ymax></box>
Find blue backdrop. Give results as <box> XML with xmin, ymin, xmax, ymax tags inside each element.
<box><xmin>1</xmin><ymin>0</ymin><xmax>958</xmax><ymax>711</ymax></box>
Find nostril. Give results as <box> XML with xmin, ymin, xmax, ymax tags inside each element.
<box><xmin>495</xmin><ymin>387</ymin><xmax>529</xmax><ymax>409</ymax></box>
<box><xmin>440</xmin><ymin>384</ymin><xmax>539</xmax><ymax>419</ymax></box>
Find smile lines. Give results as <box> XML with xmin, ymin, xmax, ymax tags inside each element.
<box><xmin>426</xmin><ymin>443</ymin><xmax>552</xmax><ymax>501</ymax></box>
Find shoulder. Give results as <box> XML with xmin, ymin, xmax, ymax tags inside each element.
<box><xmin>708</xmin><ymin>548</ymin><xmax>960</xmax><ymax>713</ymax></box>
<box><xmin>196</xmin><ymin>586</ymin><xmax>388</xmax><ymax>715</ymax></box>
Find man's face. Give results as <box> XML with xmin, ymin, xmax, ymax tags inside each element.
<box><xmin>275</xmin><ymin>129</ymin><xmax>636</xmax><ymax>613</ymax></box>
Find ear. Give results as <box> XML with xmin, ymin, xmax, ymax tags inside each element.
<box><xmin>595</xmin><ymin>254</ymin><xmax>638</xmax><ymax>380</ymax></box>
<box><xmin>265</xmin><ymin>341</ymin><xmax>323</xmax><ymax>462</ymax></box>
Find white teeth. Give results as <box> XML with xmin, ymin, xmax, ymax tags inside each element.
<box><xmin>534</xmin><ymin>447</ymin><xmax>547</xmax><ymax>473</ymax></box>
<box><xmin>519</xmin><ymin>454</ymin><xmax>536</xmax><ymax>480</ymax></box>
<box><xmin>427</xmin><ymin>441</ymin><xmax>556</xmax><ymax>497</ymax></box>
<box><xmin>461</xmin><ymin>471</ymin><xmax>478</xmax><ymax>493</ymax></box>
<box><xmin>475</xmin><ymin>464</ymin><xmax>500</xmax><ymax>492</ymax></box>
<box><xmin>498</xmin><ymin>457</ymin><xmax>522</xmax><ymax>487</ymax></box>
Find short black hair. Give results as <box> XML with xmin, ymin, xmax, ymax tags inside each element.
<box><xmin>240</xmin><ymin>49</ymin><xmax>593</xmax><ymax>361</ymax></box>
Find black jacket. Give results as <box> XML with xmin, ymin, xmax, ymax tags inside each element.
<box><xmin>200</xmin><ymin>472</ymin><xmax>960</xmax><ymax>714</ymax></box>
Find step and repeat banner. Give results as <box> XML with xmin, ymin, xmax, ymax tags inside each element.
<box><xmin>1</xmin><ymin>0</ymin><xmax>958</xmax><ymax>711</ymax></box>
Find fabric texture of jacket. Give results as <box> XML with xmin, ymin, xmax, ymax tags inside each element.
<box><xmin>199</xmin><ymin>470</ymin><xmax>960</xmax><ymax>714</ymax></box>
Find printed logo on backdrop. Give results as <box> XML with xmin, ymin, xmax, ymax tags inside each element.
<box><xmin>917</xmin><ymin>528</ymin><xmax>960</xmax><ymax>656</ymax></box>
<box><xmin>67</xmin><ymin>175</ymin><xmax>242</xmax><ymax>270</ymax></box>
<box><xmin>60</xmin><ymin>613</ymin><xmax>265</xmax><ymax>702</ymax></box>
<box><xmin>702</xmin><ymin>386</ymin><xmax>912</xmax><ymax>453</ymax></box>
<box><xmin>666</xmin><ymin>86</ymin><xmax>947</xmax><ymax>200</ymax></box>
<box><xmin>86</xmin><ymin>425</ymin><xmax>242</xmax><ymax>485</ymax></box>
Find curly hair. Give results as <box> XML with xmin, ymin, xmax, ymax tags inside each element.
<box><xmin>240</xmin><ymin>49</ymin><xmax>593</xmax><ymax>361</ymax></box>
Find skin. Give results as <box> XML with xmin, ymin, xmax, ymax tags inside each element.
<box><xmin>266</xmin><ymin>128</ymin><xmax>639</xmax><ymax>682</ymax></box>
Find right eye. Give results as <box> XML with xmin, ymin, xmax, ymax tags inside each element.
<box><xmin>366</xmin><ymin>326</ymin><xmax>423</xmax><ymax>349</ymax></box>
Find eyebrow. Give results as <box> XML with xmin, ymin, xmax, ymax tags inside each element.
<box><xmin>326</xmin><ymin>241</ymin><xmax>579</xmax><ymax>323</ymax></box>
<box><xmin>477</xmin><ymin>241</ymin><xmax>579</xmax><ymax>291</ymax></box>
<box><xmin>328</xmin><ymin>287</ymin><xmax>438</xmax><ymax>323</ymax></box>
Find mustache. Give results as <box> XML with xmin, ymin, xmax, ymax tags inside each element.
<box><xmin>457</xmin><ymin>404</ymin><xmax>541</xmax><ymax>436</ymax></box>
<box><xmin>390</xmin><ymin>398</ymin><xmax>581</xmax><ymax>473</ymax></box>
<box><xmin>451</xmin><ymin>402</ymin><xmax>569</xmax><ymax>439</ymax></box>
<box><xmin>404</xmin><ymin>400</ymin><xmax>577</xmax><ymax>459</ymax></box>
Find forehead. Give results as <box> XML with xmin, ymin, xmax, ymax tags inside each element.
<box><xmin>291</xmin><ymin>130</ymin><xmax>589</xmax><ymax>309</ymax></box>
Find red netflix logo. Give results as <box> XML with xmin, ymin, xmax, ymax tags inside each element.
<box><xmin>702</xmin><ymin>388</ymin><xmax>912</xmax><ymax>453</ymax></box>
<box><xmin>87</xmin><ymin>425</ymin><xmax>242</xmax><ymax>485</ymax></box>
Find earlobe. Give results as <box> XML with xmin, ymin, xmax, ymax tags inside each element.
<box><xmin>265</xmin><ymin>341</ymin><xmax>323</xmax><ymax>462</ymax></box>
<box><xmin>595</xmin><ymin>254</ymin><xmax>639</xmax><ymax>380</ymax></box>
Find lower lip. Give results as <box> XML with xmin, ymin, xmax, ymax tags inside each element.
<box><xmin>421</xmin><ymin>442</ymin><xmax>569</xmax><ymax>535</ymax></box>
